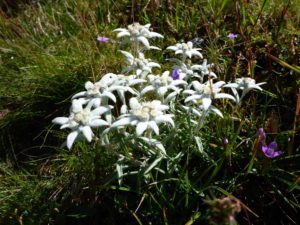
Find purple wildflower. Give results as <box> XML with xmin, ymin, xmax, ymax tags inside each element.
<box><xmin>97</xmin><ymin>36</ymin><xmax>109</xmax><ymax>43</ymax></box>
<box><xmin>227</xmin><ymin>33</ymin><xmax>238</xmax><ymax>39</ymax></box>
<box><xmin>172</xmin><ymin>69</ymin><xmax>180</xmax><ymax>80</ymax></box>
<box><xmin>261</xmin><ymin>141</ymin><xmax>283</xmax><ymax>158</ymax></box>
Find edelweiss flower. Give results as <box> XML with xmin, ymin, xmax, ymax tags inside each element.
<box><xmin>111</xmin><ymin>98</ymin><xmax>174</xmax><ymax>136</ymax></box>
<box><xmin>141</xmin><ymin>71</ymin><xmax>187</xmax><ymax>102</ymax></box>
<box><xmin>170</xmin><ymin>59</ymin><xmax>196</xmax><ymax>80</ymax></box>
<box><xmin>72</xmin><ymin>73</ymin><xmax>125</xmax><ymax>104</ymax></box>
<box><xmin>184</xmin><ymin>80</ymin><xmax>235</xmax><ymax>117</ymax></box>
<box><xmin>120</xmin><ymin>51</ymin><xmax>160</xmax><ymax>77</ymax></box>
<box><xmin>224</xmin><ymin>77</ymin><xmax>265</xmax><ymax>92</ymax></box>
<box><xmin>111</xmin><ymin>74</ymin><xmax>146</xmax><ymax>114</ymax></box>
<box><xmin>190</xmin><ymin>59</ymin><xmax>217</xmax><ymax>78</ymax></box>
<box><xmin>52</xmin><ymin>99</ymin><xmax>110</xmax><ymax>149</ymax></box>
<box><xmin>224</xmin><ymin>77</ymin><xmax>266</xmax><ymax>103</ymax></box>
<box><xmin>113</xmin><ymin>23</ymin><xmax>163</xmax><ymax>49</ymax></box>
<box><xmin>167</xmin><ymin>41</ymin><xmax>203</xmax><ymax>59</ymax></box>
<box><xmin>169</xmin><ymin>58</ymin><xmax>213</xmax><ymax>80</ymax></box>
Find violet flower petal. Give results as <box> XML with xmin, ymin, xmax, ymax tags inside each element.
<box><xmin>227</xmin><ymin>33</ymin><xmax>238</xmax><ymax>39</ymax></box>
<box><xmin>268</xmin><ymin>141</ymin><xmax>278</xmax><ymax>151</ymax></box>
<box><xmin>172</xmin><ymin>69</ymin><xmax>180</xmax><ymax>80</ymax></box>
<box><xmin>261</xmin><ymin>141</ymin><xmax>283</xmax><ymax>158</ymax></box>
<box><xmin>97</xmin><ymin>36</ymin><xmax>109</xmax><ymax>43</ymax></box>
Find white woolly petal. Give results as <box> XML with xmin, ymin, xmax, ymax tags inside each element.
<box><xmin>165</xmin><ymin>91</ymin><xmax>178</xmax><ymax>103</ymax></box>
<box><xmin>90</xmin><ymin>119</ymin><xmax>109</xmax><ymax>127</ymax></box>
<box><xmin>149</xmin><ymin>46</ymin><xmax>161</xmax><ymax>50</ymax></box>
<box><xmin>72</xmin><ymin>91</ymin><xmax>86</xmax><ymax>99</ymax></box>
<box><xmin>172</xmin><ymin>80</ymin><xmax>187</xmax><ymax>86</ymax></box>
<box><xmin>102</xmin><ymin>91</ymin><xmax>116</xmax><ymax>102</ymax></box>
<box><xmin>148</xmin><ymin>121</ymin><xmax>159</xmax><ymax>135</ymax></box>
<box><xmin>137</xmin><ymin>36</ymin><xmax>150</xmax><ymax>48</ymax></box>
<box><xmin>223</xmin><ymin>83</ymin><xmax>238</xmax><ymax>88</ymax></box>
<box><xmin>257</xmin><ymin>82</ymin><xmax>266</xmax><ymax>86</ymax></box>
<box><xmin>185</xmin><ymin>95</ymin><xmax>202</xmax><ymax>103</ymax></box>
<box><xmin>72</xmin><ymin>99</ymin><xmax>83</xmax><ymax>113</ymax></box>
<box><xmin>186</xmin><ymin>51</ymin><xmax>192</xmax><ymax>58</ymax></box>
<box><xmin>150</xmin><ymin>32</ymin><xmax>163</xmax><ymax>38</ymax></box>
<box><xmin>85</xmin><ymin>81</ymin><xmax>94</xmax><ymax>90</ymax></box>
<box><xmin>81</xmin><ymin>126</ymin><xmax>93</xmax><ymax>142</ymax></box>
<box><xmin>108</xmin><ymin>85</ymin><xmax>127</xmax><ymax>92</ymax></box>
<box><xmin>175</xmin><ymin>50</ymin><xmax>183</xmax><ymax>55</ymax></box>
<box><xmin>52</xmin><ymin>117</ymin><xmax>69</xmax><ymax>125</ymax></box>
<box><xmin>120</xmin><ymin>105</ymin><xmax>128</xmax><ymax>114</ymax></box>
<box><xmin>166</xmin><ymin>46</ymin><xmax>178</xmax><ymax>51</ymax></box>
<box><xmin>183</xmin><ymin>90</ymin><xmax>195</xmax><ymax>95</ymax></box>
<box><xmin>119</xmin><ymin>50</ymin><xmax>134</xmax><ymax>62</ymax></box>
<box><xmin>144</xmin><ymin>24</ymin><xmax>151</xmax><ymax>29</ymax></box>
<box><xmin>209</xmin><ymin>105</ymin><xmax>223</xmax><ymax>118</ymax></box>
<box><xmin>129</xmin><ymin>79</ymin><xmax>146</xmax><ymax>86</ymax></box>
<box><xmin>111</xmin><ymin>117</ymin><xmax>133</xmax><ymax>128</ymax></box>
<box><xmin>190</xmin><ymin>65</ymin><xmax>202</xmax><ymax>70</ymax></box>
<box><xmin>136</xmin><ymin>122</ymin><xmax>148</xmax><ymax>136</ymax></box>
<box><xmin>155</xmin><ymin>115</ymin><xmax>174</xmax><ymax>127</ymax></box>
<box><xmin>67</xmin><ymin>131</ymin><xmax>79</xmax><ymax>149</ymax></box>
<box><xmin>208</xmin><ymin>72</ymin><xmax>217</xmax><ymax>78</ymax></box>
<box><xmin>117</xmin><ymin>31</ymin><xmax>130</xmax><ymax>38</ymax></box>
<box><xmin>214</xmin><ymin>81</ymin><xmax>226</xmax><ymax>88</ymax></box>
<box><xmin>248</xmin><ymin>85</ymin><xmax>263</xmax><ymax>91</ymax></box>
<box><xmin>91</xmin><ymin>106</ymin><xmax>110</xmax><ymax>116</ymax></box>
<box><xmin>214</xmin><ymin>93</ymin><xmax>236</xmax><ymax>101</ymax></box>
<box><xmin>191</xmin><ymin>50</ymin><xmax>203</xmax><ymax>58</ymax></box>
<box><xmin>191</xmin><ymin>108</ymin><xmax>202</xmax><ymax>117</ymax></box>
<box><xmin>202</xmin><ymin>97</ymin><xmax>212</xmax><ymax>110</ymax></box>
<box><xmin>141</xmin><ymin>86</ymin><xmax>155</xmax><ymax>96</ymax></box>
<box><xmin>60</xmin><ymin>124</ymin><xmax>70</xmax><ymax>129</ymax></box>
<box><xmin>136</xmin><ymin>69</ymin><xmax>142</xmax><ymax>77</ymax></box>
<box><xmin>129</xmin><ymin>98</ymin><xmax>140</xmax><ymax>109</ymax></box>
<box><xmin>113</xmin><ymin>28</ymin><xmax>128</xmax><ymax>32</ymax></box>
<box><xmin>158</xmin><ymin>87</ymin><xmax>168</xmax><ymax>97</ymax></box>
<box><xmin>147</xmin><ymin>62</ymin><xmax>161</xmax><ymax>68</ymax></box>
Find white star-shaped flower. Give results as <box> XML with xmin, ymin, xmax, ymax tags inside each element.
<box><xmin>72</xmin><ymin>73</ymin><xmax>126</xmax><ymax>104</ymax></box>
<box><xmin>167</xmin><ymin>41</ymin><xmax>203</xmax><ymax>59</ymax></box>
<box><xmin>190</xmin><ymin>59</ymin><xmax>217</xmax><ymax>78</ymax></box>
<box><xmin>224</xmin><ymin>77</ymin><xmax>265</xmax><ymax>92</ymax></box>
<box><xmin>111</xmin><ymin>74</ymin><xmax>146</xmax><ymax>114</ymax></box>
<box><xmin>184</xmin><ymin>80</ymin><xmax>235</xmax><ymax>117</ymax></box>
<box><xmin>120</xmin><ymin>51</ymin><xmax>160</xmax><ymax>78</ymax></box>
<box><xmin>52</xmin><ymin>99</ymin><xmax>111</xmax><ymax>149</ymax></box>
<box><xmin>224</xmin><ymin>77</ymin><xmax>266</xmax><ymax>103</ymax></box>
<box><xmin>141</xmin><ymin>71</ymin><xmax>187</xmax><ymax>102</ymax></box>
<box><xmin>111</xmin><ymin>98</ymin><xmax>174</xmax><ymax>136</ymax></box>
<box><xmin>113</xmin><ymin>23</ymin><xmax>163</xmax><ymax>49</ymax></box>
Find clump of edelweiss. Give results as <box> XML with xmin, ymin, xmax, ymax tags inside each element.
<box><xmin>52</xmin><ymin>22</ymin><xmax>266</xmax><ymax>153</ymax></box>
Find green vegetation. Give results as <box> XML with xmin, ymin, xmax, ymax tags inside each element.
<box><xmin>0</xmin><ymin>0</ymin><xmax>299</xmax><ymax>224</ymax></box>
